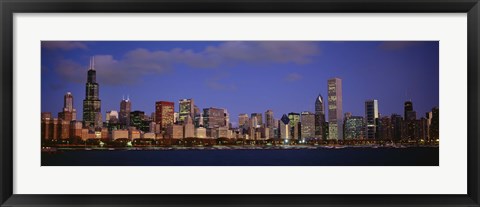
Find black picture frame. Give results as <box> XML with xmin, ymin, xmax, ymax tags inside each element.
<box><xmin>1</xmin><ymin>0</ymin><xmax>479</xmax><ymax>206</ymax></box>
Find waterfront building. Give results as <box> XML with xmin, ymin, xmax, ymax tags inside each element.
<box><xmin>112</xmin><ymin>129</ymin><xmax>129</xmax><ymax>140</ymax></box>
<box><xmin>430</xmin><ymin>107</ymin><xmax>439</xmax><ymax>141</ymax></box>
<box><xmin>251</xmin><ymin>113</ymin><xmax>263</xmax><ymax>127</ymax></box>
<box><xmin>238</xmin><ymin>113</ymin><xmax>249</xmax><ymax>129</ymax></box>
<box><xmin>365</xmin><ymin>100</ymin><xmax>379</xmax><ymax>139</ymax></box>
<box><xmin>391</xmin><ymin>114</ymin><xmax>403</xmax><ymax>141</ymax></box>
<box><xmin>183</xmin><ymin>115</ymin><xmax>195</xmax><ymax>138</ymax></box>
<box><xmin>106</xmin><ymin>110</ymin><xmax>119</xmax><ymax>124</ymax></box>
<box><xmin>300</xmin><ymin>111</ymin><xmax>315</xmax><ymax>139</ymax></box>
<box><xmin>203</xmin><ymin>107</ymin><xmax>226</xmax><ymax>128</ymax></box>
<box><xmin>279</xmin><ymin>114</ymin><xmax>290</xmax><ymax>140</ymax></box>
<box><xmin>166</xmin><ymin>124</ymin><xmax>184</xmax><ymax>139</ymax></box>
<box><xmin>155</xmin><ymin>101</ymin><xmax>175</xmax><ymax>130</ymax></box>
<box><xmin>265</xmin><ymin>110</ymin><xmax>274</xmax><ymax>128</ymax></box>
<box><xmin>376</xmin><ymin>116</ymin><xmax>392</xmax><ymax>140</ymax></box>
<box><xmin>82</xmin><ymin>57</ymin><xmax>102</xmax><ymax>129</ymax></box>
<box><xmin>179</xmin><ymin>99</ymin><xmax>194</xmax><ymax>123</ymax></box>
<box><xmin>327</xmin><ymin>78</ymin><xmax>343</xmax><ymax>140</ymax></box>
<box><xmin>195</xmin><ymin>127</ymin><xmax>207</xmax><ymax>138</ymax></box>
<box><xmin>288</xmin><ymin>112</ymin><xmax>300</xmax><ymax>128</ymax></box>
<box><xmin>130</xmin><ymin>110</ymin><xmax>150</xmax><ymax>132</ymax></box>
<box><xmin>119</xmin><ymin>97</ymin><xmax>132</xmax><ymax>128</ymax></box>
<box><xmin>404</xmin><ymin>100</ymin><xmax>417</xmax><ymax>140</ymax></box>
<box><xmin>344</xmin><ymin>115</ymin><xmax>364</xmax><ymax>140</ymax></box>
<box><xmin>58</xmin><ymin>92</ymin><xmax>77</xmax><ymax>122</ymax></box>
<box><xmin>143</xmin><ymin>132</ymin><xmax>156</xmax><ymax>139</ymax></box>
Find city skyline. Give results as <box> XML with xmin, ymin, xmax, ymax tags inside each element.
<box><xmin>41</xmin><ymin>41</ymin><xmax>439</xmax><ymax>125</ymax></box>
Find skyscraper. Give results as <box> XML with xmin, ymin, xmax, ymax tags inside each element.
<box><xmin>300</xmin><ymin>111</ymin><xmax>315</xmax><ymax>139</ymax></box>
<box><xmin>251</xmin><ymin>113</ymin><xmax>263</xmax><ymax>127</ymax></box>
<box><xmin>365</xmin><ymin>100</ymin><xmax>379</xmax><ymax>139</ymax></box>
<box><xmin>203</xmin><ymin>107</ymin><xmax>226</xmax><ymax>128</ymax></box>
<box><xmin>315</xmin><ymin>94</ymin><xmax>326</xmax><ymax>140</ymax></box>
<box><xmin>265</xmin><ymin>110</ymin><xmax>274</xmax><ymax>128</ymax></box>
<box><xmin>119</xmin><ymin>97</ymin><xmax>132</xmax><ymax>128</ymax></box>
<box><xmin>155</xmin><ymin>101</ymin><xmax>175</xmax><ymax>130</ymax></box>
<box><xmin>344</xmin><ymin>115</ymin><xmax>364</xmax><ymax>140</ymax></box>
<box><xmin>58</xmin><ymin>92</ymin><xmax>77</xmax><ymax>122</ymax></box>
<box><xmin>404</xmin><ymin>100</ymin><xmax>417</xmax><ymax>140</ymax></box>
<box><xmin>82</xmin><ymin>57</ymin><xmax>102</xmax><ymax>129</ymax></box>
<box><xmin>179</xmin><ymin>99</ymin><xmax>194</xmax><ymax>123</ymax></box>
<box><xmin>327</xmin><ymin>78</ymin><xmax>343</xmax><ymax>140</ymax></box>
<box><xmin>279</xmin><ymin>114</ymin><xmax>290</xmax><ymax>140</ymax></box>
<box><xmin>238</xmin><ymin>113</ymin><xmax>249</xmax><ymax>128</ymax></box>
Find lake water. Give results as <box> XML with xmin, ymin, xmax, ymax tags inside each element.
<box><xmin>41</xmin><ymin>147</ymin><xmax>439</xmax><ymax>166</ymax></box>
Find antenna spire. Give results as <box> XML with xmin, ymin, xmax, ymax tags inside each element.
<box><xmin>91</xmin><ymin>56</ymin><xmax>95</xmax><ymax>70</ymax></box>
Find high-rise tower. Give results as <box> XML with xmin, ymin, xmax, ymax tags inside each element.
<box><xmin>365</xmin><ymin>100</ymin><xmax>379</xmax><ymax>139</ymax></box>
<box><xmin>119</xmin><ymin>96</ymin><xmax>132</xmax><ymax>128</ymax></box>
<box><xmin>58</xmin><ymin>92</ymin><xmax>77</xmax><ymax>121</ymax></box>
<box><xmin>314</xmin><ymin>94</ymin><xmax>326</xmax><ymax>139</ymax></box>
<box><xmin>327</xmin><ymin>78</ymin><xmax>343</xmax><ymax>140</ymax></box>
<box><xmin>82</xmin><ymin>57</ymin><xmax>102</xmax><ymax>129</ymax></box>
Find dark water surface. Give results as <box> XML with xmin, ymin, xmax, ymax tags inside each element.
<box><xmin>42</xmin><ymin>147</ymin><xmax>439</xmax><ymax>166</ymax></box>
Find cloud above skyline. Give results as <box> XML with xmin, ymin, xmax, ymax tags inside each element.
<box><xmin>42</xmin><ymin>41</ymin><xmax>88</xmax><ymax>50</ymax></box>
<box><xmin>48</xmin><ymin>41</ymin><xmax>321</xmax><ymax>86</ymax></box>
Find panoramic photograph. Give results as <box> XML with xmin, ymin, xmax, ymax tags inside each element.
<box><xmin>41</xmin><ymin>41</ymin><xmax>439</xmax><ymax>166</ymax></box>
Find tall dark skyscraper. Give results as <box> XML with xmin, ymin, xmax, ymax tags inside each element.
<box><xmin>82</xmin><ymin>57</ymin><xmax>102</xmax><ymax>129</ymax></box>
<box><xmin>314</xmin><ymin>94</ymin><xmax>326</xmax><ymax>139</ymax></box>
<box><xmin>119</xmin><ymin>97</ymin><xmax>132</xmax><ymax>128</ymax></box>
<box><xmin>327</xmin><ymin>78</ymin><xmax>343</xmax><ymax>140</ymax></box>
<box><xmin>404</xmin><ymin>100</ymin><xmax>417</xmax><ymax>140</ymax></box>
<box><xmin>365</xmin><ymin>99</ymin><xmax>379</xmax><ymax>139</ymax></box>
<box><xmin>404</xmin><ymin>101</ymin><xmax>415</xmax><ymax>120</ymax></box>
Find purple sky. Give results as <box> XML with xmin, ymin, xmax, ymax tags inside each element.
<box><xmin>41</xmin><ymin>41</ymin><xmax>439</xmax><ymax>125</ymax></box>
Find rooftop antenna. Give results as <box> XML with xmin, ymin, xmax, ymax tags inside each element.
<box><xmin>127</xmin><ymin>94</ymin><xmax>130</xmax><ymax>101</ymax></box>
<box><xmin>122</xmin><ymin>95</ymin><xmax>125</xmax><ymax>100</ymax></box>
<box><xmin>89</xmin><ymin>57</ymin><xmax>92</xmax><ymax>69</ymax></box>
<box><xmin>91</xmin><ymin>56</ymin><xmax>95</xmax><ymax>70</ymax></box>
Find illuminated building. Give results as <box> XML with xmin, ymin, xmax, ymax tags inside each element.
<box><xmin>279</xmin><ymin>114</ymin><xmax>290</xmax><ymax>140</ymax></box>
<box><xmin>82</xmin><ymin>57</ymin><xmax>102</xmax><ymax>129</ymax></box>
<box><xmin>344</xmin><ymin>115</ymin><xmax>364</xmax><ymax>140</ymax></box>
<box><xmin>183</xmin><ymin>115</ymin><xmax>195</xmax><ymax>138</ymax></box>
<box><xmin>391</xmin><ymin>114</ymin><xmax>403</xmax><ymax>141</ymax></box>
<box><xmin>314</xmin><ymin>94</ymin><xmax>326</xmax><ymax>140</ymax></box>
<box><xmin>58</xmin><ymin>92</ymin><xmax>77</xmax><ymax>122</ymax></box>
<box><xmin>365</xmin><ymin>99</ymin><xmax>379</xmax><ymax>139</ymax></box>
<box><xmin>328</xmin><ymin>78</ymin><xmax>343</xmax><ymax>140</ymax></box>
<box><xmin>238</xmin><ymin>113</ymin><xmax>249</xmax><ymax>129</ymax></box>
<box><xmin>195</xmin><ymin>127</ymin><xmax>207</xmax><ymax>138</ymax></box>
<box><xmin>251</xmin><ymin>113</ymin><xmax>263</xmax><ymax>127</ymax></box>
<box><xmin>179</xmin><ymin>99</ymin><xmax>194</xmax><ymax>123</ymax></box>
<box><xmin>106</xmin><ymin>110</ymin><xmax>119</xmax><ymax>124</ymax></box>
<box><xmin>429</xmin><ymin>107</ymin><xmax>439</xmax><ymax>141</ymax></box>
<box><xmin>130</xmin><ymin>110</ymin><xmax>149</xmax><ymax>132</ymax></box>
<box><xmin>155</xmin><ymin>101</ymin><xmax>174</xmax><ymax>130</ymax></box>
<box><xmin>265</xmin><ymin>110</ymin><xmax>274</xmax><ymax>128</ymax></box>
<box><xmin>376</xmin><ymin>116</ymin><xmax>392</xmax><ymax>140</ymax></box>
<box><xmin>203</xmin><ymin>107</ymin><xmax>226</xmax><ymax>128</ymax></box>
<box><xmin>166</xmin><ymin>124</ymin><xmax>183</xmax><ymax>139</ymax></box>
<box><xmin>404</xmin><ymin>100</ymin><xmax>417</xmax><ymax>140</ymax></box>
<box><xmin>300</xmin><ymin>111</ymin><xmax>315</xmax><ymax>139</ymax></box>
<box><xmin>119</xmin><ymin>97</ymin><xmax>132</xmax><ymax>128</ymax></box>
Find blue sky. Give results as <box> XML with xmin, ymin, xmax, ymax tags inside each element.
<box><xmin>41</xmin><ymin>41</ymin><xmax>439</xmax><ymax>125</ymax></box>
